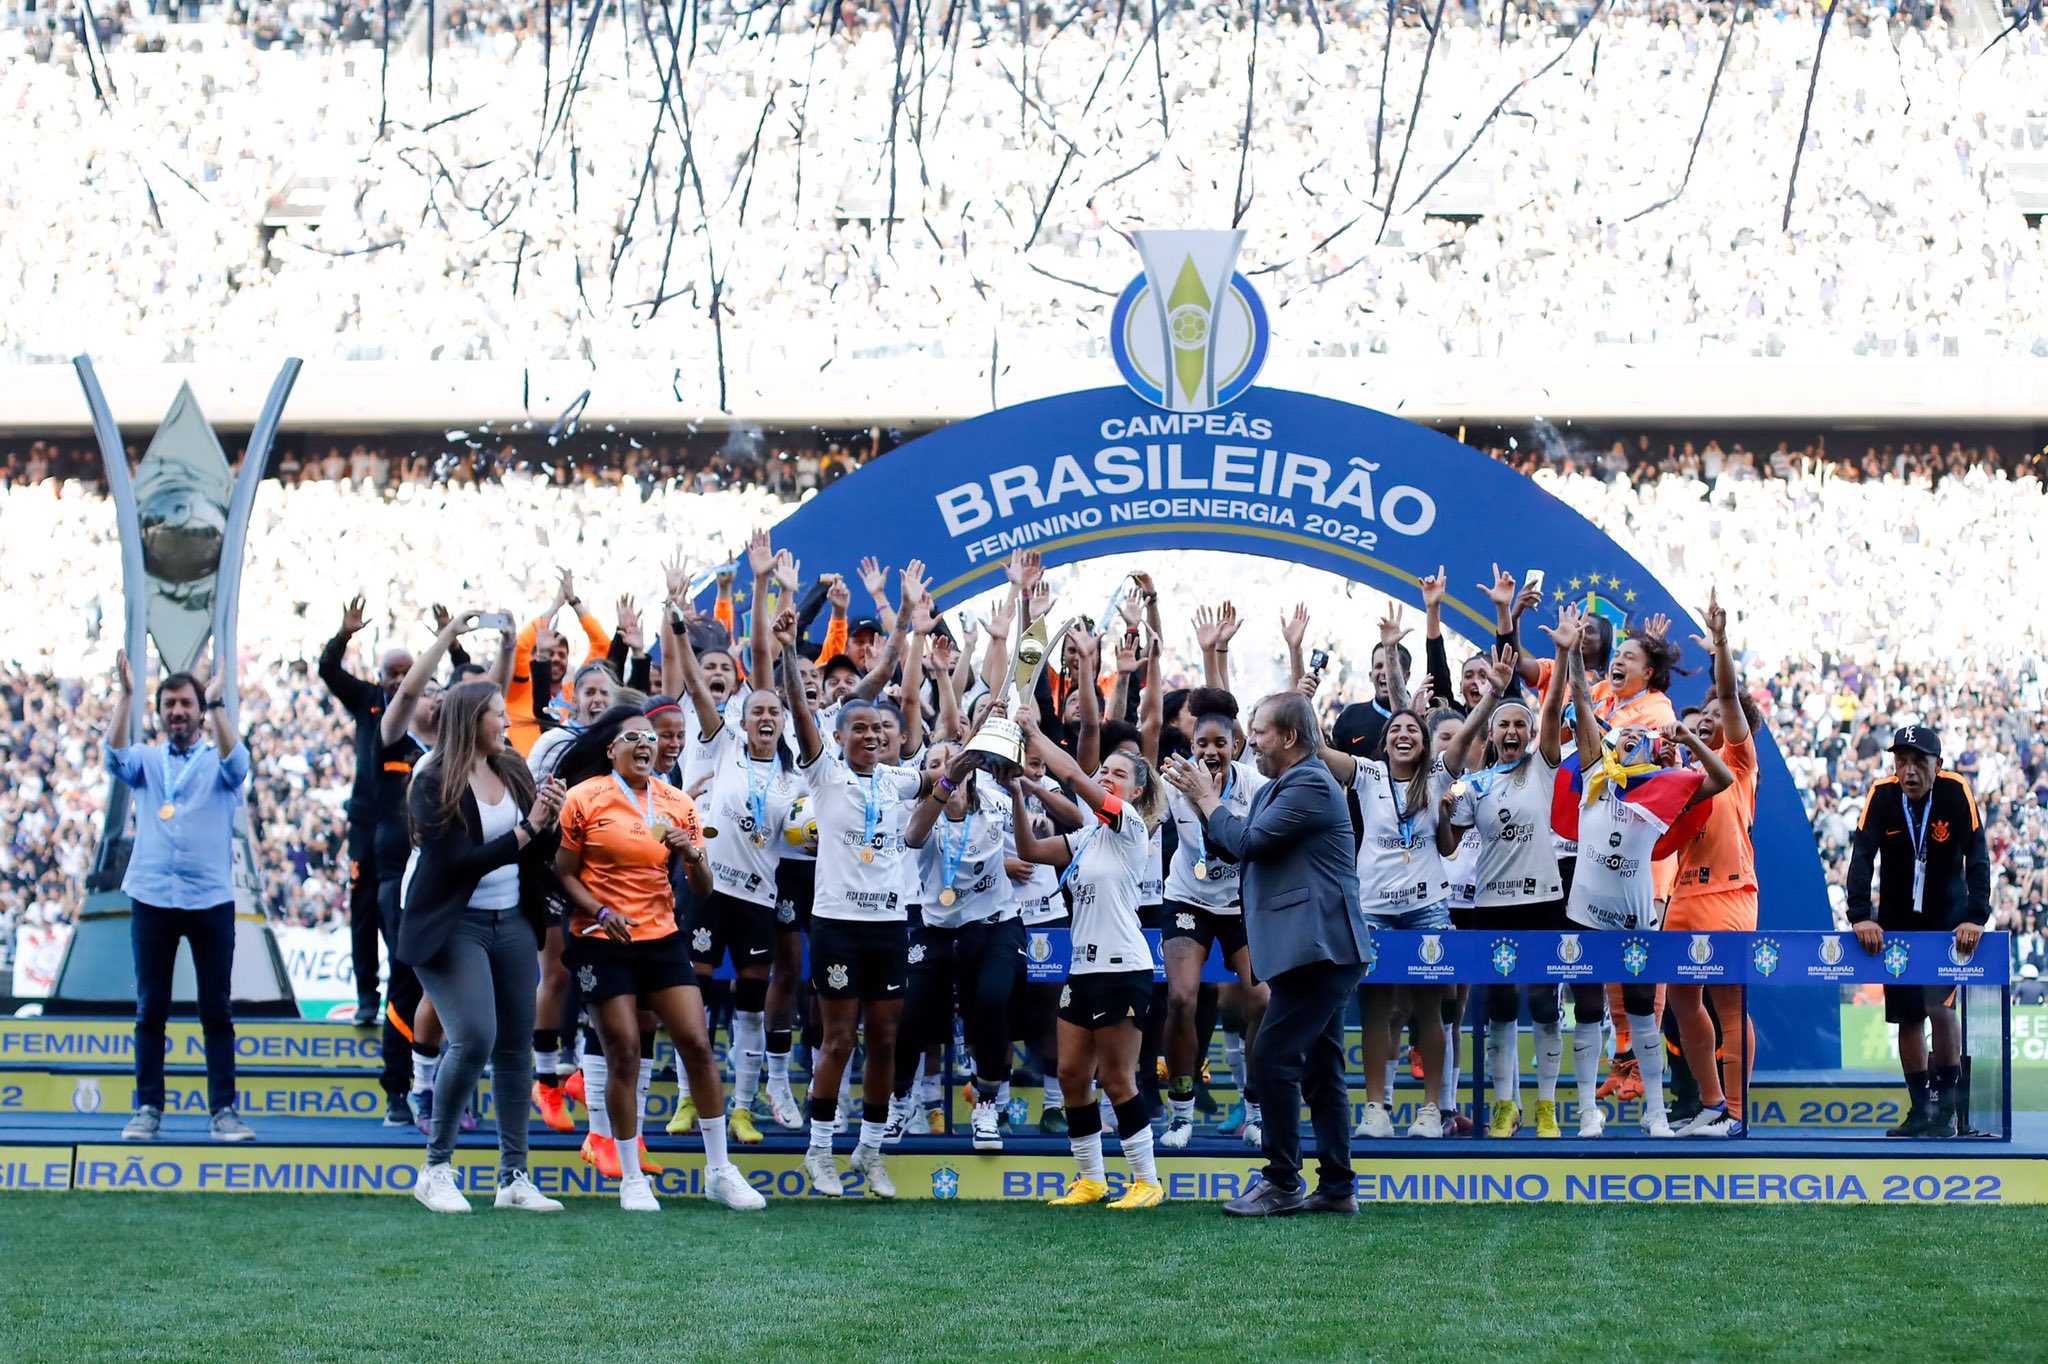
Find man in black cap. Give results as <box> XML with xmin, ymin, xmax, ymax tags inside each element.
<box><xmin>1846</xmin><ymin>724</ymin><xmax>1991</xmax><ymax>1137</ymax></box>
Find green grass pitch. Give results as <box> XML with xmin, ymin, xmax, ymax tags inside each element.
<box><xmin>4</xmin><ymin>1194</ymin><xmax>2044</xmax><ymax>1362</ymax></box>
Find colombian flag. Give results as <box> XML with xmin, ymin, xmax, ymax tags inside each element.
<box><xmin>1552</xmin><ymin>749</ymin><xmax>1712</xmax><ymax>860</ymax></box>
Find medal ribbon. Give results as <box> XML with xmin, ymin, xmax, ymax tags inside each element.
<box><xmin>939</xmin><ymin>814</ymin><xmax>970</xmax><ymax>895</ymax></box>
<box><xmin>859</xmin><ymin>772</ymin><xmax>883</xmax><ymax>853</ymax></box>
<box><xmin>163</xmin><ymin>745</ymin><xmax>206</xmax><ymax>810</ymax></box>
<box><xmin>611</xmin><ymin>772</ymin><xmax>656</xmax><ymax>829</ymax></box>
<box><xmin>744</xmin><ymin>756</ymin><xmax>773</xmax><ymax>842</ymax></box>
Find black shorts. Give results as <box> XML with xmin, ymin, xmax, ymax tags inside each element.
<box><xmin>810</xmin><ymin>917</ymin><xmax>909</xmax><ymax>1002</ymax></box>
<box><xmin>1885</xmin><ymin>983</ymin><xmax>1958</xmax><ymax>1026</ymax></box>
<box><xmin>685</xmin><ymin>890</ymin><xmax>774</xmax><ymax>969</ymax></box>
<box><xmin>1451</xmin><ymin>897</ymin><xmax>1573</xmax><ymax>932</ymax></box>
<box><xmin>565</xmin><ymin>932</ymin><xmax>697</xmax><ymax>1004</ymax></box>
<box><xmin>1139</xmin><ymin>902</ymin><xmax>1167</xmax><ymax>933</ymax></box>
<box><xmin>1059</xmin><ymin>969</ymin><xmax>1154</xmax><ymax>1030</ymax></box>
<box><xmin>774</xmin><ymin>859</ymin><xmax>815</xmax><ymax>935</ymax></box>
<box><xmin>1160</xmin><ymin>899</ymin><xmax>1249</xmax><ymax>962</ymax></box>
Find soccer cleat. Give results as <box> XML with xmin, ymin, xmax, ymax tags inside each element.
<box><xmin>665</xmin><ymin>1097</ymin><xmax>699</xmax><ymax>1136</ymax></box>
<box><xmin>1534</xmin><ymin>1100</ymin><xmax>1562</xmax><ymax>1139</ymax></box>
<box><xmin>1407</xmin><ymin>1045</ymin><xmax>1424</xmax><ymax>1081</ymax></box>
<box><xmin>1487</xmin><ymin>1101</ymin><xmax>1522</xmax><ymax>1138</ymax></box>
<box><xmin>804</xmin><ymin>1149</ymin><xmax>845</xmax><ymax>1197</ymax></box>
<box><xmin>1407</xmin><ymin>1102</ymin><xmax>1444</xmax><ymax>1139</ymax></box>
<box><xmin>1218</xmin><ymin>1102</ymin><xmax>1247</xmax><ymax>1139</ymax></box>
<box><xmin>1039</xmin><ymin>1108</ymin><xmax>1069</xmax><ymax>1136</ymax></box>
<box><xmin>1643</xmin><ymin>1109</ymin><xmax>1676</xmax><ymax>1138</ymax></box>
<box><xmin>1595</xmin><ymin>1055</ymin><xmax>1637</xmax><ymax>1102</ymax></box>
<box><xmin>1691</xmin><ymin>1108</ymin><xmax>1746</xmax><ymax>1138</ymax></box>
<box><xmin>618</xmin><ymin>1177</ymin><xmax>661</xmax><ymax>1212</ymax></box>
<box><xmin>1241</xmin><ymin>1118</ymin><xmax>1262</xmax><ymax>1148</ymax></box>
<box><xmin>924</xmin><ymin>1106</ymin><xmax>947</xmax><ymax>1136</ymax></box>
<box><xmin>563</xmin><ymin>1069</ymin><xmax>587</xmax><ymax>1106</ymax></box>
<box><xmin>834</xmin><ymin>1093</ymin><xmax>856</xmax><ymax>1134</ymax></box>
<box><xmin>383</xmin><ymin>1095</ymin><xmax>415</xmax><ymax>1129</ymax></box>
<box><xmin>413</xmin><ymin>1088</ymin><xmax>434</xmax><ymax>1136</ymax></box>
<box><xmin>850</xmin><ymin>1143</ymin><xmax>896</xmax><ymax>1199</ymax></box>
<box><xmin>1674</xmin><ymin>1103</ymin><xmax>1728</xmax><ymax>1137</ymax></box>
<box><xmin>1154</xmin><ymin>1057</ymin><xmax>1170</xmax><ymax>1083</ymax></box>
<box><xmin>1443</xmin><ymin>1110</ymin><xmax>1477</xmax><ymax>1138</ymax></box>
<box><xmin>1578</xmin><ymin>1106</ymin><xmax>1607</xmax><ymax>1139</ymax></box>
<box><xmin>533</xmin><ymin>1081</ymin><xmax>575</xmax><ymax>1134</ymax></box>
<box><xmin>635</xmin><ymin>1138</ymin><xmax>667</xmax><ymax>1175</ymax></box>
<box><xmin>458</xmin><ymin>1104</ymin><xmax>479</xmax><ymax>1134</ymax></box>
<box><xmin>706</xmin><ymin>1164</ymin><xmax>768</xmax><ymax>1211</ymax></box>
<box><xmin>495</xmin><ymin>1171</ymin><xmax>564</xmax><ymax>1212</ymax></box>
<box><xmin>1159</xmin><ymin>1117</ymin><xmax>1195</xmax><ymax>1149</ymax></box>
<box><xmin>729</xmin><ymin>1107</ymin><xmax>764</xmax><ymax>1145</ymax></box>
<box><xmin>210</xmin><ymin>1108</ymin><xmax>256</xmax><ymax>1142</ymax></box>
<box><xmin>1110</xmin><ymin>1179</ymin><xmax>1164</xmax><ymax>1210</ymax></box>
<box><xmin>1047</xmin><ymin>1177</ymin><xmax>1109</xmax><ymax>1207</ymax></box>
<box><xmin>882</xmin><ymin>1095</ymin><xmax>914</xmax><ymax>1145</ymax></box>
<box><xmin>413</xmin><ymin>1162</ymin><xmax>470</xmax><ymax>1214</ymax></box>
<box><xmin>122</xmin><ymin>1106</ymin><xmax>162</xmax><ymax>1142</ymax></box>
<box><xmin>971</xmin><ymin>1101</ymin><xmax>1003</xmax><ymax>1152</ymax></box>
<box><xmin>579</xmin><ymin>1134</ymin><xmax>623</xmax><ymax>1180</ymax></box>
<box><xmin>1920</xmin><ymin>1106</ymin><xmax>1959</xmax><ymax>1139</ymax></box>
<box><xmin>1352</xmin><ymin>1102</ymin><xmax>1395</xmax><ymax>1139</ymax></box>
<box><xmin>767</xmin><ymin>1083</ymin><xmax>804</xmax><ymax>1131</ymax></box>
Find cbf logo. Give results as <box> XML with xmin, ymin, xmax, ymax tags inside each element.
<box><xmin>1621</xmin><ymin>938</ymin><xmax>1650</xmax><ymax>977</ymax></box>
<box><xmin>1751</xmin><ymin>938</ymin><xmax>1781</xmax><ymax>978</ymax></box>
<box><xmin>1490</xmin><ymin>939</ymin><xmax>1518</xmax><ymax>976</ymax></box>
<box><xmin>1419</xmin><ymin>935</ymin><xmax>1445</xmax><ymax>966</ymax></box>
<box><xmin>1556</xmin><ymin>934</ymin><xmax>1582</xmax><ymax>965</ymax></box>
<box><xmin>1819</xmin><ymin>935</ymin><xmax>1845</xmax><ymax>967</ymax></box>
<box><xmin>1028</xmin><ymin>932</ymin><xmax>1052</xmax><ymax>965</ymax></box>
<box><xmin>1688</xmin><ymin>935</ymin><xmax>1715</xmax><ymax>965</ymax></box>
<box><xmin>1883</xmin><ymin>940</ymin><xmax>1911</xmax><ymax>977</ymax></box>
<box><xmin>931</xmin><ymin>1166</ymin><xmax>960</xmax><ymax>1200</ymax></box>
<box><xmin>1110</xmin><ymin>230</ymin><xmax>1270</xmax><ymax>412</ymax></box>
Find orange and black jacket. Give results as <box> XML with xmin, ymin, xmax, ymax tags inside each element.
<box><xmin>1846</xmin><ymin>771</ymin><xmax>1991</xmax><ymax>931</ymax></box>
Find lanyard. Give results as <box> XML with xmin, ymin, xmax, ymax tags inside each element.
<box><xmin>939</xmin><ymin>813</ymin><xmax>971</xmax><ymax>891</ymax></box>
<box><xmin>1385</xmin><ymin>763</ymin><xmax>1418</xmax><ymax>852</ymax></box>
<box><xmin>611</xmin><ymin>772</ymin><xmax>655</xmax><ymax>827</ymax></box>
<box><xmin>1903</xmin><ymin>792</ymin><xmax>1933</xmax><ymax>864</ymax></box>
<box><xmin>859</xmin><ymin>771</ymin><xmax>883</xmax><ymax>850</ymax></box>
<box><xmin>743</xmin><ymin>755</ymin><xmax>774</xmax><ymax>839</ymax></box>
<box><xmin>1189</xmin><ymin>765</ymin><xmax>1235</xmax><ymax>866</ymax></box>
<box><xmin>1057</xmin><ymin>822</ymin><xmax>1102</xmax><ymax>893</ymax></box>
<box><xmin>163</xmin><ymin>745</ymin><xmax>207</xmax><ymax>805</ymax></box>
<box><xmin>1465</xmin><ymin>758</ymin><xmax>1523</xmax><ymax>798</ymax></box>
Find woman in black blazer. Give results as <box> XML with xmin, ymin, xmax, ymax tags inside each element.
<box><xmin>399</xmin><ymin>679</ymin><xmax>567</xmax><ymax>1215</ymax></box>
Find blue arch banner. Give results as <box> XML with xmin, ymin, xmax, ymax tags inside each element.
<box><xmin>767</xmin><ymin>384</ymin><xmax>1837</xmax><ymax>1065</ymax></box>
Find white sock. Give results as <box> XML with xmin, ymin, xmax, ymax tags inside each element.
<box><xmin>995</xmin><ymin>1079</ymin><xmax>1012</xmax><ymax>1110</ymax></box>
<box><xmin>732</xmin><ymin>1011</ymin><xmax>766</xmax><ymax>1106</ymax></box>
<box><xmin>700</xmin><ymin>1113</ymin><xmax>730</xmax><ymax>1169</ymax></box>
<box><xmin>1043</xmin><ymin>1074</ymin><xmax>1064</xmax><ymax>1107</ymax></box>
<box><xmin>1489</xmin><ymin>1020</ymin><xmax>1521</xmax><ymax>1107</ymax></box>
<box><xmin>915</xmin><ymin>1059</ymin><xmax>942</xmax><ymax>1107</ymax></box>
<box><xmin>1119</xmin><ymin>1123</ymin><xmax>1158</xmax><ymax>1184</ymax></box>
<box><xmin>1627</xmin><ymin>1013</ymin><xmax>1667</xmax><ymax>1115</ymax></box>
<box><xmin>1071</xmin><ymin>1130</ymin><xmax>1105</xmax><ymax>1182</ymax></box>
<box><xmin>1169</xmin><ymin>1097</ymin><xmax>1195</xmax><ymax>1123</ymax></box>
<box><xmin>1573</xmin><ymin>1019</ymin><xmax>1603</xmax><ymax>1113</ymax></box>
<box><xmin>1383</xmin><ymin>1057</ymin><xmax>1399</xmax><ymax>1102</ymax></box>
<box><xmin>838</xmin><ymin>1064</ymin><xmax>854</xmax><ymax>1109</ymax></box>
<box><xmin>534</xmin><ymin>1048</ymin><xmax>559</xmax><ymax>1079</ymax></box>
<box><xmin>1245</xmin><ymin>1101</ymin><xmax>1262</xmax><ymax>1124</ymax></box>
<box><xmin>675</xmin><ymin>1045</ymin><xmax>692</xmax><ymax>1104</ymax></box>
<box><xmin>584</xmin><ymin>1049</ymin><xmax>611</xmax><ymax>1139</ymax></box>
<box><xmin>1223</xmin><ymin>1030</ymin><xmax>1247</xmax><ymax>1095</ymax></box>
<box><xmin>766</xmin><ymin>1049</ymin><xmax>792</xmax><ymax>1088</ymax></box>
<box><xmin>1535</xmin><ymin>1017</ymin><xmax>1564</xmax><ymax>1102</ymax></box>
<box><xmin>617</xmin><ymin>1130</ymin><xmax>643</xmax><ymax>1183</ymax></box>
<box><xmin>1439</xmin><ymin>1021</ymin><xmax>1460</xmax><ymax>1112</ymax></box>
<box><xmin>808</xmin><ymin>1118</ymin><xmax>835</xmax><ymax>1153</ymax></box>
<box><xmin>636</xmin><ymin>1059</ymin><xmax>653</xmax><ymax>1133</ymax></box>
<box><xmin>413</xmin><ymin>1051</ymin><xmax>440</xmax><ymax>1094</ymax></box>
<box><xmin>857</xmin><ymin>1118</ymin><xmax>886</xmax><ymax>1152</ymax></box>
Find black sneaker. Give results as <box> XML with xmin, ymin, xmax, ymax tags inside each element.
<box><xmin>383</xmin><ymin>1095</ymin><xmax>416</xmax><ymax>1128</ymax></box>
<box><xmin>1038</xmin><ymin>1107</ymin><xmax>1069</xmax><ymax>1136</ymax></box>
<box><xmin>1886</xmin><ymin>1104</ymin><xmax>1935</xmax><ymax>1138</ymax></box>
<box><xmin>351</xmin><ymin>1002</ymin><xmax>379</xmax><ymax>1028</ymax></box>
<box><xmin>1921</xmin><ymin>1103</ymin><xmax>1959</xmax><ymax>1139</ymax></box>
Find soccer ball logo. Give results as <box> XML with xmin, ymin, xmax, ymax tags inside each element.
<box><xmin>1883</xmin><ymin>941</ymin><xmax>1910</xmax><ymax>978</ymax></box>
<box><xmin>692</xmin><ymin>927</ymin><xmax>713</xmax><ymax>953</ymax></box>
<box><xmin>1621</xmin><ymin>939</ymin><xmax>1650</xmax><ymax>977</ymax></box>
<box><xmin>1491</xmin><ymin>939</ymin><xmax>1518</xmax><ymax>976</ymax></box>
<box><xmin>1751</xmin><ymin>938</ymin><xmax>1780</xmax><ymax>978</ymax></box>
<box><xmin>931</xmin><ymin>1166</ymin><xmax>960</xmax><ymax>1200</ymax></box>
<box><xmin>1167</xmin><ymin>304</ymin><xmax>1209</xmax><ymax>349</ymax></box>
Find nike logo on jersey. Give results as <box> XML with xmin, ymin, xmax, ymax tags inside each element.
<box><xmin>886</xmin><ymin>983</ymin><xmax>902</xmax><ymax>991</ymax></box>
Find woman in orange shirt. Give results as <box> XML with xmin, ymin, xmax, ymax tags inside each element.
<box><xmin>555</xmin><ymin>721</ymin><xmax>766</xmax><ymax>1214</ymax></box>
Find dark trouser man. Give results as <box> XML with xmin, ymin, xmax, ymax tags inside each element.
<box><xmin>1245</xmin><ymin>960</ymin><xmax>1363</xmax><ymax>1207</ymax></box>
<box><xmin>131</xmin><ymin>901</ymin><xmax>238</xmax><ymax>1115</ymax></box>
<box><xmin>376</xmin><ymin>877</ymin><xmax>425</xmax><ymax>1123</ymax></box>
<box><xmin>347</xmin><ymin>824</ymin><xmax>381</xmax><ymax>1021</ymax></box>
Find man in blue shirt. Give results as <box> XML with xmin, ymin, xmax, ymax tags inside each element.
<box><xmin>105</xmin><ymin>651</ymin><xmax>256</xmax><ymax>1143</ymax></box>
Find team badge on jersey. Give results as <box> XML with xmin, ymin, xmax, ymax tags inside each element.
<box><xmin>1059</xmin><ymin>984</ymin><xmax>1072</xmax><ymax>1009</ymax></box>
<box><xmin>577</xmin><ymin>965</ymin><xmax>596</xmax><ymax>993</ymax></box>
<box><xmin>1820</xmin><ymin>935</ymin><xmax>1845</xmax><ymax>966</ymax></box>
<box><xmin>931</xmin><ymin>1166</ymin><xmax>960</xmax><ymax>1200</ymax></box>
<box><xmin>827</xmin><ymin>963</ymin><xmax>850</xmax><ymax>990</ymax></box>
<box><xmin>1175</xmin><ymin>913</ymin><xmax>1196</xmax><ymax>932</ymax></box>
<box><xmin>1751</xmin><ymin>938</ymin><xmax>1781</xmax><ymax>977</ymax></box>
<box><xmin>1688</xmin><ymin>935</ymin><xmax>1715</xmax><ymax>965</ymax></box>
<box><xmin>1883</xmin><ymin>941</ymin><xmax>1910</xmax><ymax>977</ymax></box>
<box><xmin>777</xmin><ymin>901</ymin><xmax>796</xmax><ymax>924</ymax></box>
<box><xmin>907</xmin><ymin>943</ymin><xmax>926</xmax><ymax>966</ymax></box>
<box><xmin>1621</xmin><ymin>938</ymin><xmax>1650</xmax><ymax>977</ymax></box>
<box><xmin>1419</xmin><ymin>935</ymin><xmax>1444</xmax><ymax>966</ymax></box>
<box><xmin>1556</xmin><ymin>934</ymin><xmax>1582</xmax><ymax>965</ymax></box>
<box><xmin>692</xmin><ymin>927</ymin><xmax>713</xmax><ymax>953</ymax></box>
<box><xmin>1491</xmin><ymin>939</ymin><xmax>1518</xmax><ymax>976</ymax></box>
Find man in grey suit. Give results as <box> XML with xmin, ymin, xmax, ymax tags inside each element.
<box><xmin>1166</xmin><ymin>690</ymin><xmax>1372</xmax><ymax>1217</ymax></box>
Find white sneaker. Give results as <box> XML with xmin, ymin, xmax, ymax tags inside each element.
<box><xmin>1352</xmin><ymin>1102</ymin><xmax>1395</xmax><ymax>1139</ymax></box>
<box><xmin>413</xmin><ymin>1162</ymin><xmax>470</xmax><ymax>1214</ymax></box>
<box><xmin>1242</xmin><ymin>1118</ymin><xmax>1263</xmax><ymax>1148</ymax></box>
<box><xmin>850</xmin><ymin>1143</ymin><xmax>896</xmax><ymax>1199</ymax></box>
<box><xmin>970</xmin><ymin>1100</ymin><xmax>1003</xmax><ymax>1152</ymax></box>
<box><xmin>494</xmin><ymin>1170</ymin><xmax>563</xmax><ymax>1212</ymax></box>
<box><xmin>1578</xmin><ymin>1106</ymin><xmax>1607</xmax><ymax>1139</ymax></box>
<box><xmin>618</xmin><ymin>1176</ymin><xmax>661</xmax><ymax>1212</ymax></box>
<box><xmin>1642</xmin><ymin>1108</ymin><xmax>1676</xmax><ymax>1138</ymax></box>
<box><xmin>767</xmin><ymin>1082</ymin><xmax>805</xmax><ymax>1131</ymax></box>
<box><xmin>1159</xmin><ymin>1117</ymin><xmax>1194</xmax><ymax>1149</ymax></box>
<box><xmin>833</xmin><ymin>1093</ymin><xmax>855</xmax><ymax>1135</ymax></box>
<box><xmin>881</xmin><ymin>1095</ymin><xmax>914</xmax><ymax>1146</ymax></box>
<box><xmin>804</xmin><ymin>1147</ymin><xmax>844</xmax><ymax>1197</ymax></box>
<box><xmin>1408</xmin><ymin>1102</ymin><xmax>1444</xmax><ymax>1139</ymax></box>
<box><xmin>706</xmin><ymin>1163</ymin><xmax>768</xmax><ymax>1211</ymax></box>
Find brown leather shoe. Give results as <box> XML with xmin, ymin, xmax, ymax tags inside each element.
<box><xmin>1301</xmin><ymin>1187</ymin><xmax>1359</xmax><ymax>1215</ymax></box>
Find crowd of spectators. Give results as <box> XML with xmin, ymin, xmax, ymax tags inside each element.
<box><xmin>1</xmin><ymin>0</ymin><xmax>2041</xmax><ymax>373</ymax></box>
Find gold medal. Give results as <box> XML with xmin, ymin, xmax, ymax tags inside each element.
<box><xmin>651</xmin><ymin>819</ymin><xmax>673</xmax><ymax>841</ymax></box>
<box><xmin>1192</xmin><ymin>860</ymin><xmax>1209</xmax><ymax>881</ymax></box>
<box><xmin>859</xmin><ymin>846</ymin><xmax>876</xmax><ymax>865</ymax></box>
<box><xmin>158</xmin><ymin>802</ymin><xmax>176</xmax><ymax>821</ymax></box>
<box><xmin>702</xmin><ymin>826</ymin><xmax>720</xmax><ymax>839</ymax></box>
<box><xmin>938</xmin><ymin>887</ymin><xmax>958</xmax><ymax>907</ymax></box>
<box><xmin>1449</xmin><ymin>780</ymin><xmax>1470</xmax><ymax>799</ymax></box>
<box><xmin>752</xmin><ymin>831</ymin><xmax>769</xmax><ymax>849</ymax></box>
<box><xmin>1402</xmin><ymin>847</ymin><xmax>1412</xmax><ymax>864</ymax></box>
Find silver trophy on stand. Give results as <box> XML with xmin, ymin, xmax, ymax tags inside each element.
<box><xmin>965</xmin><ymin>597</ymin><xmax>1075</xmax><ymax>779</ymax></box>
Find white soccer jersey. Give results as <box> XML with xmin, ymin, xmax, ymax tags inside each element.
<box><xmin>1352</xmin><ymin>757</ymin><xmax>1453</xmax><ymax>915</ymax></box>
<box><xmin>1162</xmin><ymin>760</ymin><xmax>1266</xmax><ymax>912</ymax></box>
<box><xmin>697</xmin><ymin>726</ymin><xmax>806</xmax><ymax>908</ymax></box>
<box><xmin>802</xmin><ymin>747</ymin><xmax>922</xmax><ymax>923</ymax></box>
<box><xmin>1064</xmin><ymin>800</ymin><xmax>1154</xmax><ymax>976</ymax></box>
<box><xmin>913</xmin><ymin>785</ymin><xmax>1016</xmax><ymax>929</ymax></box>
<box><xmin>1013</xmin><ymin>778</ymin><xmax>1066</xmax><ymax>925</ymax></box>
<box><xmin>1565</xmin><ymin>786</ymin><xmax>1666</xmax><ymax>931</ymax></box>
<box><xmin>1450</xmin><ymin>753</ymin><xmax>1565</xmax><ymax>909</ymax></box>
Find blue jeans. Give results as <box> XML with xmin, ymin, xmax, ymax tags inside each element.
<box><xmin>131</xmin><ymin>901</ymin><xmax>237</xmax><ymax>1113</ymax></box>
<box><xmin>1366</xmin><ymin>901</ymin><xmax>1454</xmax><ymax>932</ymax></box>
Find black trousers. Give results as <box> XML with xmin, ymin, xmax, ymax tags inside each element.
<box><xmin>346</xmin><ymin>824</ymin><xmax>381</xmax><ymax>1010</ymax></box>
<box><xmin>132</xmin><ymin>901</ymin><xmax>237</xmax><ymax>1113</ymax></box>
<box><xmin>374</xmin><ymin>876</ymin><xmax>423</xmax><ymax>1100</ymax></box>
<box><xmin>1252</xmin><ymin>959</ymin><xmax>1364</xmax><ymax>1194</ymax></box>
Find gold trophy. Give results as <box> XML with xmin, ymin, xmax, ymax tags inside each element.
<box><xmin>966</xmin><ymin>605</ymin><xmax>1069</xmax><ymax>780</ymax></box>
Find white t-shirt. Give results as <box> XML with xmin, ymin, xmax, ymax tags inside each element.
<box><xmin>1162</xmin><ymin>760</ymin><xmax>1267</xmax><ymax>912</ymax></box>
<box><xmin>1351</xmin><ymin>757</ymin><xmax>1453</xmax><ymax>915</ymax></box>
<box><xmin>1565</xmin><ymin>786</ymin><xmax>1667</xmax><ymax>931</ymax></box>
<box><xmin>1012</xmin><ymin>777</ymin><xmax>1066</xmax><ymax>925</ymax></box>
<box><xmin>1064</xmin><ymin>801</ymin><xmax>1155</xmax><ymax>976</ymax></box>
<box><xmin>1445</xmin><ymin>823</ymin><xmax>1481</xmax><ymax>910</ymax></box>
<box><xmin>467</xmin><ymin>790</ymin><xmax>523</xmax><ymax>910</ymax></box>
<box><xmin>1139</xmin><ymin>824</ymin><xmax>1165</xmax><ymax>907</ymax></box>
<box><xmin>1449</xmin><ymin>753</ymin><xmax>1565</xmax><ymax>909</ymax></box>
<box><xmin>526</xmin><ymin>726</ymin><xmax>577</xmax><ymax>782</ymax></box>
<box><xmin>801</xmin><ymin>748</ymin><xmax>922</xmax><ymax>923</ymax></box>
<box><xmin>697</xmin><ymin>726</ymin><xmax>806</xmax><ymax>908</ymax></box>
<box><xmin>678</xmin><ymin>695</ymin><xmax>748</xmax><ymax>791</ymax></box>
<box><xmin>913</xmin><ymin>785</ymin><xmax>1016</xmax><ymax>930</ymax></box>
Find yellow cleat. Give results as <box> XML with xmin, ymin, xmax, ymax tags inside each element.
<box><xmin>925</xmin><ymin>1106</ymin><xmax>946</xmax><ymax>1136</ymax></box>
<box><xmin>1534</xmin><ymin>1099</ymin><xmax>1562</xmax><ymax>1138</ymax></box>
<box><xmin>1047</xmin><ymin>1177</ymin><xmax>1110</xmax><ymax>1207</ymax></box>
<box><xmin>1487</xmin><ymin>1100</ymin><xmax>1521</xmax><ymax>1138</ymax></box>
<box><xmin>729</xmin><ymin>1107</ymin><xmax>763</xmax><ymax>1144</ymax></box>
<box><xmin>1109</xmin><ymin>1179</ymin><xmax>1164</xmax><ymax>1210</ymax></box>
<box><xmin>665</xmin><ymin>1097</ymin><xmax>699</xmax><ymax>1136</ymax></box>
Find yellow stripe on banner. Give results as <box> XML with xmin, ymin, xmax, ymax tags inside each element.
<box><xmin>59</xmin><ymin>1146</ymin><xmax>2048</xmax><ymax>1204</ymax></box>
<box><xmin>930</xmin><ymin>523</ymin><xmax>1497</xmax><ymax>632</ymax></box>
<box><xmin>0</xmin><ymin>1020</ymin><xmax>384</xmax><ymax>1071</ymax></box>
